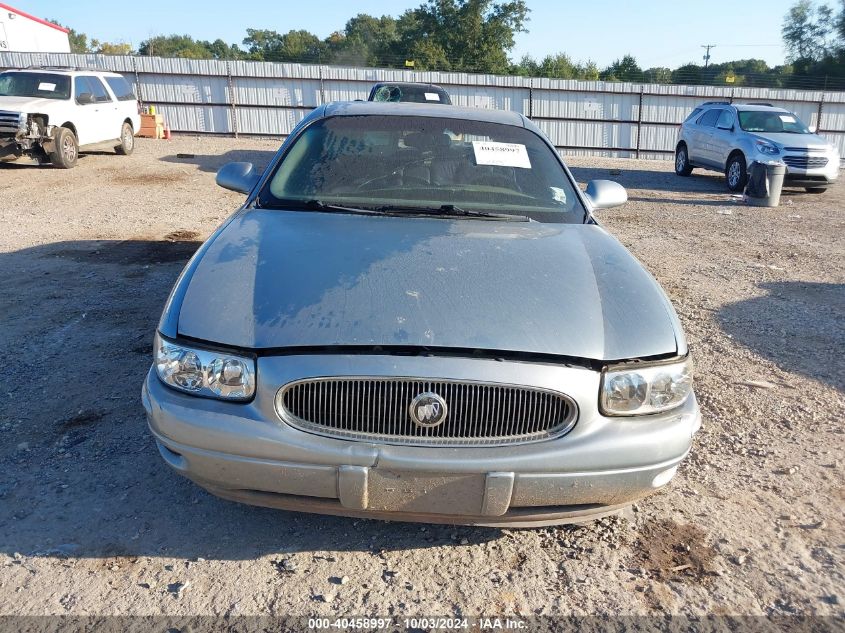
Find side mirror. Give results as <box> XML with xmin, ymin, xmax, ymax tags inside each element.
<box><xmin>717</xmin><ymin>123</ymin><xmax>732</xmax><ymax>130</ymax></box>
<box><xmin>585</xmin><ymin>179</ymin><xmax>627</xmax><ymax>210</ymax></box>
<box><xmin>216</xmin><ymin>162</ymin><xmax>259</xmax><ymax>194</ymax></box>
<box><xmin>808</xmin><ymin>125</ymin><xmax>817</xmax><ymax>133</ymax></box>
<box><xmin>76</xmin><ymin>92</ymin><xmax>94</xmax><ymax>105</ymax></box>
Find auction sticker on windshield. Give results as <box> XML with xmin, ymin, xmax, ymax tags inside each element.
<box><xmin>472</xmin><ymin>141</ymin><xmax>531</xmax><ymax>169</ymax></box>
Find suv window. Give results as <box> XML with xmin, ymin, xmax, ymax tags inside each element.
<box><xmin>104</xmin><ymin>75</ymin><xmax>135</xmax><ymax>101</ymax></box>
<box><xmin>698</xmin><ymin>109</ymin><xmax>721</xmax><ymax>127</ymax></box>
<box><xmin>716</xmin><ymin>110</ymin><xmax>734</xmax><ymax>129</ymax></box>
<box><xmin>684</xmin><ymin>107</ymin><xmax>702</xmax><ymax>123</ymax></box>
<box><xmin>76</xmin><ymin>76</ymin><xmax>112</xmax><ymax>103</ymax></box>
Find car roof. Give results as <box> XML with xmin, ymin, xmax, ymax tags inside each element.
<box><xmin>321</xmin><ymin>101</ymin><xmax>527</xmax><ymax>126</ymax></box>
<box><xmin>696</xmin><ymin>101</ymin><xmax>789</xmax><ymax>113</ymax></box>
<box><xmin>733</xmin><ymin>104</ymin><xmax>789</xmax><ymax>112</ymax></box>
<box><xmin>3</xmin><ymin>68</ymin><xmax>123</xmax><ymax>77</ymax></box>
<box><xmin>371</xmin><ymin>81</ymin><xmax>448</xmax><ymax>90</ymax></box>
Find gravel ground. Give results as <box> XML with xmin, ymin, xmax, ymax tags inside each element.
<box><xmin>0</xmin><ymin>137</ymin><xmax>842</xmax><ymax>620</ymax></box>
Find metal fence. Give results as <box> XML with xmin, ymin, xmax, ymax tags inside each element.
<box><xmin>3</xmin><ymin>51</ymin><xmax>845</xmax><ymax>159</ymax></box>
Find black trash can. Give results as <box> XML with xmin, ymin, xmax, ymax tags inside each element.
<box><xmin>745</xmin><ymin>160</ymin><xmax>786</xmax><ymax>207</ymax></box>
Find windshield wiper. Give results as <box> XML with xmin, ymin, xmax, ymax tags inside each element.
<box><xmin>258</xmin><ymin>198</ymin><xmax>386</xmax><ymax>215</ymax></box>
<box><xmin>303</xmin><ymin>200</ymin><xmax>388</xmax><ymax>215</ymax></box>
<box><xmin>374</xmin><ymin>204</ymin><xmax>530</xmax><ymax>222</ymax></box>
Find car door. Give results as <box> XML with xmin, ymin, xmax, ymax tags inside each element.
<box><xmin>691</xmin><ymin>108</ymin><xmax>721</xmax><ymax>166</ymax></box>
<box><xmin>73</xmin><ymin>75</ymin><xmax>116</xmax><ymax>145</ymax></box>
<box><xmin>710</xmin><ymin>108</ymin><xmax>736</xmax><ymax>170</ymax></box>
<box><xmin>103</xmin><ymin>75</ymin><xmax>140</xmax><ymax>133</ymax></box>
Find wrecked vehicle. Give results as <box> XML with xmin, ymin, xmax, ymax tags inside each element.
<box><xmin>144</xmin><ymin>102</ymin><xmax>701</xmax><ymax>527</ymax></box>
<box><xmin>0</xmin><ymin>67</ymin><xmax>140</xmax><ymax>168</ymax></box>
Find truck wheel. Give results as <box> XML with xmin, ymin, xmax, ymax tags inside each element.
<box><xmin>49</xmin><ymin>127</ymin><xmax>78</xmax><ymax>169</ymax></box>
<box><xmin>115</xmin><ymin>122</ymin><xmax>134</xmax><ymax>155</ymax></box>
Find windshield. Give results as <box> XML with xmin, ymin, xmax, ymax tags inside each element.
<box><xmin>261</xmin><ymin>115</ymin><xmax>585</xmax><ymax>223</ymax></box>
<box><xmin>372</xmin><ymin>85</ymin><xmax>450</xmax><ymax>104</ymax></box>
<box><xmin>0</xmin><ymin>72</ymin><xmax>71</xmax><ymax>100</ymax></box>
<box><xmin>738</xmin><ymin>110</ymin><xmax>810</xmax><ymax>134</ymax></box>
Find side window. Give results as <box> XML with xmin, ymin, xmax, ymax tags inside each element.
<box><xmin>684</xmin><ymin>107</ymin><xmax>702</xmax><ymax>123</ymax></box>
<box><xmin>104</xmin><ymin>75</ymin><xmax>135</xmax><ymax>101</ymax></box>
<box><xmin>74</xmin><ymin>76</ymin><xmax>93</xmax><ymax>103</ymax></box>
<box><xmin>84</xmin><ymin>76</ymin><xmax>112</xmax><ymax>103</ymax></box>
<box><xmin>716</xmin><ymin>109</ymin><xmax>734</xmax><ymax>129</ymax></box>
<box><xmin>698</xmin><ymin>109</ymin><xmax>721</xmax><ymax>127</ymax></box>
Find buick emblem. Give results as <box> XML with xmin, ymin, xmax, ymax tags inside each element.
<box><xmin>409</xmin><ymin>392</ymin><xmax>448</xmax><ymax>428</ymax></box>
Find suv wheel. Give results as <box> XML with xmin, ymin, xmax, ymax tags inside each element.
<box><xmin>115</xmin><ymin>122</ymin><xmax>134</xmax><ymax>155</ymax></box>
<box><xmin>725</xmin><ymin>154</ymin><xmax>747</xmax><ymax>192</ymax></box>
<box><xmin>49</xmin><ymin>127</ymin><xmax>78</xmax><ymax>169</ymax></box>
<box><xmin>675</xmin><ymin>144</ymin><xmax>693</xmax><ymax>176</ymax></box>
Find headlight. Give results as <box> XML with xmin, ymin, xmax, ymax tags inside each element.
<box><xmin>154</xmin><ymin>332</ymin><xmax>255</xmax><ymax>400</ymax></box>
<box><xmin>755</xmin><ymin>140</ymin><xmax>779</xmax><ymax>156</ymax></box>
<box><xmin>600</xmin><ymin>356</ymin><xmax>692</xmax><ymax>416</ymax></box>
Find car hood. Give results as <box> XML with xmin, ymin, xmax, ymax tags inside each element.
<box><xmin>175</xmin><ymin>209</ymin><xmax>683</xmax><ymax>361</ymax></box>
<box><xmin>753</xmin><ymin>132</ymin><xmax>831</xmax><ymax>150</ymax></box>
<box><xmin>0</xmin><ymin>96</ymin><xmax>64</xmax><ymax>111</ymax></box>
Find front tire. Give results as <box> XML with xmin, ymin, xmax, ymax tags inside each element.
<box><xmin>675</xmin><ymin>144</ymin><xmax>693</xmax><ymax>176</ymax></box>
<box><xmin>726</xmin><ymin>154</ymin><xmax>747</xmax><ymax>192</ymax></box>
<box><xmin>115</xmin><ymin>121</ymin><xmax>134</xmax><ymax>155</ymax></box>
<box><xmin>805</xmin><ymin>187</ymin><xmax>826</xmax><ymax>194</ymax></box>
<box><xmin>49</xmin><ymin>126</ymin><xmax>78</xmax><ymax>169</ymax></box>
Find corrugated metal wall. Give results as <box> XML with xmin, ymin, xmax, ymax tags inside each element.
<box><xmin>2</xmin><ymin>51</ymin><xmax>844</xmax><ymax>159</ymax></box>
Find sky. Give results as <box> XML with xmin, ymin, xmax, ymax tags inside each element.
<box><xmin>9</xmin><ymin>0</ymin><xmax>799</xmax><ymax>69</ymax></box>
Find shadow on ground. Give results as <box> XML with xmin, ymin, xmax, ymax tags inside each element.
<box><xmin>160</xmin><ymin>150</ymin><xmax>278</xmax><ymax>174</ymax></box>
<box><xmin>0</xmin><ymin>238</ymin><xmax>500</xmax><ymax>561</ymax></box>
<box><xmin>717</xmin><ymin>281</ymin><xmax>845</xmax><ymax>391</ymax></box>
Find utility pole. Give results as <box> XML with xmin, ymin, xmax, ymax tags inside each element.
<box><xmin>701</xmin><ymin>44</ymin><xmax>716</xmax><ymax>68</ymax></box>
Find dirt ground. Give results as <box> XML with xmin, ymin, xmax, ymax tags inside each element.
<box><xmin>0</xmin><ymin>137</ymin><xmax>842</xmax><ymax>621</ymax></box>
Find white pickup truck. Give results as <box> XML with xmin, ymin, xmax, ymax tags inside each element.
<box><xmin>0</xmin><ymin>67</ymin><xmax>141</xmax><ymax>168</ymax></box>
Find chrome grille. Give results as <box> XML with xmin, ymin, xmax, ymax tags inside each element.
<box><xmin>276</xmin><ymin>377</ymin><xmax>578</xmax><ymax>446</ymax></box>
<box><xmin>783</xmin><ymin>155</ymin><xmax>828</xmax><ymax>169</ymax></box>
<box><xmin>783</xmin><ymin>147</ymin><xmax>826</xmax><ymax>152</ymax></box>
<box><xmin>0</xmin><ymin>110</ymin><xmax>23</xmax><ymax>135</ymax></box>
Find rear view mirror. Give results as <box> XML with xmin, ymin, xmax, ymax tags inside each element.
<box><xmin>585</xmin><ymin>179</ymin><xmax>628</xmax><ymax>210</ymax></box>
<box><xmin>808</xmin><ymin>125</ymin><xmax>817</xmax><ymax>133</ymax></box>
<box><xmin>216</xmin><ymin>162</ymin><xmax>259</xmax><ymax>194</ymax></box>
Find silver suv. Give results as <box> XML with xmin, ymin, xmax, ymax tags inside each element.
<box><xmin>675</xmin><ymin>101</ymin><xmax>840</xmax><ymax>193</ymax></box>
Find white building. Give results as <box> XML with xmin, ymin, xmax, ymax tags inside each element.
<box><xmin>0</xmin><ymin>3</ymin><xmax>70</xmax><ymax>53</ymax></box>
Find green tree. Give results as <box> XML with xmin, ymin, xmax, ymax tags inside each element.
<box><xmin>201</xmin><ymin>39</ymin><xmax>244</xmax><ymax>60</ymax></box>
<box><xmin>396</xmin><ymin>0</ymin><xmax>529</xmax><ymax>73</ymax></box>
<box><xmin>138</xmin><ymin>35</ymin><xmax>213</xmax><ymax>58</ymax></box>
<box><xmin>92</xmin><ymin>40</ymin><xmax>133</xmax><ymax>55</ymax></box>
<box><xmin>243</xmin><ymin>29</ymin><xmax>327</xmax><ymax>62</ymax></box>
<box><xmin>537</xmin><ymin>53</ymin><xmax>578</xmax><ymax>78</ymax></box>
<box><xmin>642</xmin><ymin>67</ymin><xmax>672</xmax><ymax>84</ymax></box>
<box><xmin>331</xmin><ymin>14</ymin><xmax>399</xmax><ymax>66</ymax></box>
<box><xmin>601</xmin><ymin>54</ymin><xmax>642</xmax><ymax>82</ymax></box>
<box><xmin>782</xmin><ymin>0</ymin><xmax>835</xmax><ymax>61</ymax></box>
<box><xmin>672</xmin><ymin>63</ymin><xmax>705</xmax><ymax>84</ymax></box>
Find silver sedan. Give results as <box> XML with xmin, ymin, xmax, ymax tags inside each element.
<box><xmin>143</xmin><ymin>102</ymin><xmax>700</xmax><ymax>527</ymax></box>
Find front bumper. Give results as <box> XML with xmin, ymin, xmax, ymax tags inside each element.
<box><xmin>761</xmin><ymin>152</ymin><xmax>841</xmax><ymax>188</ymax></box>
<box><xmin>142</xmin><ymin>355</ymin><xmax>701</xmax><ymax>527</ymax></box>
